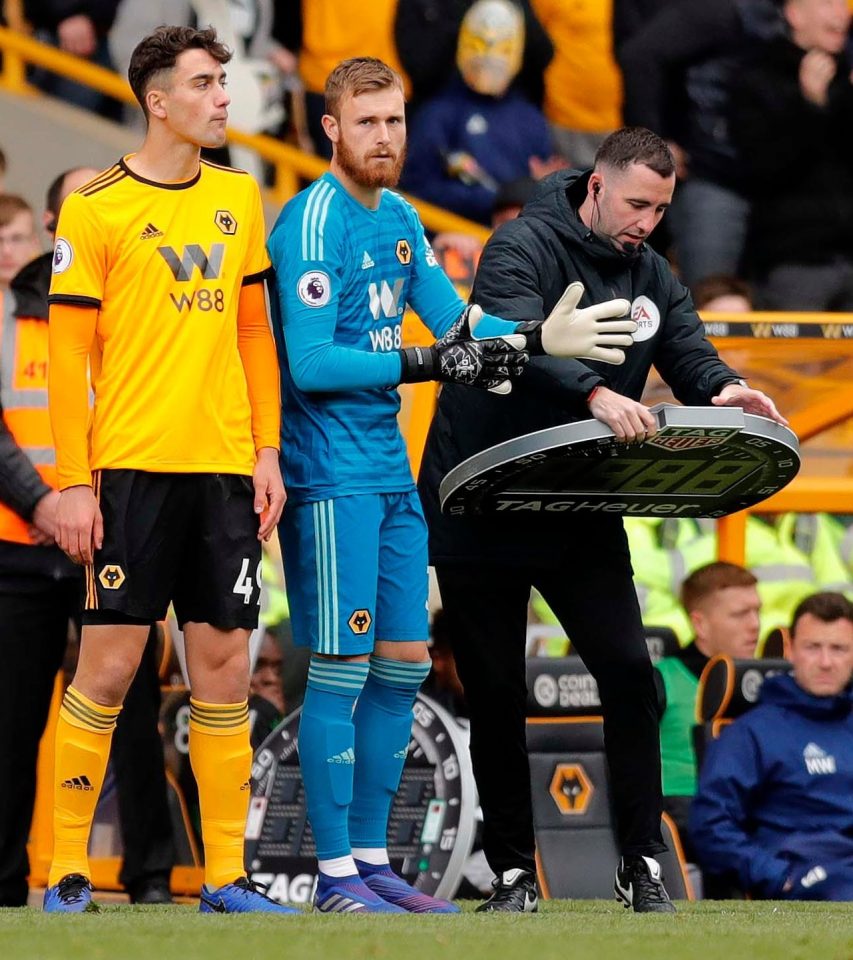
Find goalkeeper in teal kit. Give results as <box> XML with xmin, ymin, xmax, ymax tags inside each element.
<box><xmin>267</xmin><ymin>57</ymin><xmax>636</xmax><ymax>914</ymax></box>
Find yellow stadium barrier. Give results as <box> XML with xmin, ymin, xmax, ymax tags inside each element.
<box><xmin>0</xmin><ymin>25</ymin><xmax>490</xmax><ymax>238</ymax></box>
<box><xmin>681</xmin><ymin>311</ymin><xmax>853</xmax><ymax>565</ymax></box>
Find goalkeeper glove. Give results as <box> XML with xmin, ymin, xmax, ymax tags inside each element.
<box><xmin>399</xmin><ymin>305</ymin><xmax>528</xmax><ymax>395</ymax></box>
<box><xmin>516</xmin><ymin>281</ymin><xmax>636</xmax><ymax>363</ymax></box>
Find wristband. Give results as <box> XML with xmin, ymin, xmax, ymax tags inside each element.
<box><xmin>399</xmin><ymin>345</ymin><xmax>437</xmax><ymax>383</ymax></box>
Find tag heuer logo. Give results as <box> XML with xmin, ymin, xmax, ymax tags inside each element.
<box><xmin>647</xmin><ymin>427</ymin><xmax>739</xmax><ymax>452</ymax></box>
<box><xmin>98</xmin><ymin>564</ymin><xmax>126</xmax><ymax>590</ymax></box>
<box><xmin>647</xmin><ymin>435</ymin><xmax>727</xmax><ymax>451</ymax></box>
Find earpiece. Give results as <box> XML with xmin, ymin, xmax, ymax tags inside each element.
<box><xmin>593</xmin><ymin>182</ymin><xmax>601</xmax><ymax>195</ymax></box>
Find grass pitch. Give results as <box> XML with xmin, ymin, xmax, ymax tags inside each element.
<box><xmin>5</xmin><ymin>900</ymin><xmax>852</xmax><ymax>960</ymax></box>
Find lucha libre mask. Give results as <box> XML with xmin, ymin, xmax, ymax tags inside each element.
<box><xmin>456</xmin><ymin>0</ymin><xmax>525</xmax><ymax>97</ymax></box>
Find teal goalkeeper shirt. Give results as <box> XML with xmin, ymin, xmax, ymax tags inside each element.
<box><xmin>268</xmin><ymin>172</ymin><xmax>517</xmax><ymax>504</ymax></box>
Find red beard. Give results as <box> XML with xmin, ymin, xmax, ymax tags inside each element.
<box><xmin>336</xmin><ymin>135</ymin><xmax>406</xmax><ymax>189</ymax></box>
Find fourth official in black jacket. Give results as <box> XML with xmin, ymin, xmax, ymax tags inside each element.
<box><xmin>418</xmin><ymin>128</ymin><xmax>786</xmax><ymax>913</ymax></box>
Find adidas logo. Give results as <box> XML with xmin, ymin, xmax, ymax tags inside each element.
<box><xmin>394</xmin><ymin>749</ymin><xmax>408</xmax><ymax>759</ymax></box>
<box><xmin>361</xmin><ymin>250</ymin><xmax>375</xmax><ymax>270</ymax></box>
<box><xmin>61</xmin><ymin>775</ymin><xmax>93</xmax><ymax>791</ymax></box>
<box><xmin>803</xmin><ymin>742</ymin><xmax>827</xmax><ymax>759</ymax></box>
<box><xmin>326</xmin><ymin>748</ymin><xmax>355</xmax><ymax>764</ymax></box>
<box><xmin>140</xmin><ymin>222</ymin><xmax>164</xmax><ymax>240</ymax></box>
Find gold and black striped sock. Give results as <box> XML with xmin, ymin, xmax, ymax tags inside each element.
<box><xmin>48</xmin><ymin>686</ymin><xmax>121</xmax><ymax>886</ymax></box>
<box><xmin>188</xmin><ymin>698</ymin><xmax>252</xmax><ymax>889</ymax></box>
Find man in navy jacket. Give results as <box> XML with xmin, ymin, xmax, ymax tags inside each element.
<box><xmin>690</xmin><ymin>591</ymin><xmax>853</xmax><ymax>900</ymax></box>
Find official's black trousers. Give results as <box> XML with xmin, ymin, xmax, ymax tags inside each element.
<box><xmin>0</xmin><ymin>578</ymin><xmax>75</xmax><ymax>906</ymax></box>
<box><xmin>0</xmin><ymin>576</ymin><xmax>174</xmax><ymax>905</ymax></box>
<box><xmin>435</xmin><ymin>516</ymin><xmax>665</xmax><ymax>877</ymax></box>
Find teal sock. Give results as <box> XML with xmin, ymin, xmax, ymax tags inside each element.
<box><xmin>298</xmin><ymin>657</ymin><xmax>369</xmax><ymax>860</ymax></box>
<box><xmin>349</xmin><ymin>657</ymin><xmax>431</xmax><ymax>849</ymax></box>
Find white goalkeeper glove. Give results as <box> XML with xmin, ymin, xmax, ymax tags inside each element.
<box><xmin>516</xmin><ymin>281</ymin><xmax>636</xmax><ymax>364</ymax></box>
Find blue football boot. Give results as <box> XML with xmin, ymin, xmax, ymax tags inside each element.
<box><xmin>356</xmin><ymin>861</ymin><xmax>460</xmax><ymax>913</ymax></box>
<box><xmin>314</xmin><ymin>872</ymin><xmax>407</xmax><ymax>914</ymax></box>
<box><xmin>199</xmin><ymin>876</ymin><xmax>301</xmax><ymax>914</ymax></box>
<box><xmin>43</xmin><ymin>874</ymin><xmax>99</xmax><ymax>913</ymax></box>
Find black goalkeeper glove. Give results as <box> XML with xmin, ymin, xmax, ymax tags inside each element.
<box><xmin>399</xmin><ymin>305</ymin><xmax>528</xmax><ymax>394</ymax></box>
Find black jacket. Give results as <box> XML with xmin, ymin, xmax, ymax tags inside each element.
<box><xmin>418</xmin><ymin>169</ymin><xmax>740</xmax><ymax>565</ymax></box>
<box><xmin>619</xmin><ymin>0</ymin><xmax>784</xmax><ymax>188</ymax></box>
<box><xmin>0</xmin><ymin>253</ymin><xmax>77</xmax><ymax>582</ymax></box>
<box><xmin>613</xmin><ymin>0</ymin><xmax>679</xmax><ymax>51</ymax></box>
<box><xmin>731</xmin><ymin>37</ymin><xmax>853</xmax><ymax>273</ymax></box>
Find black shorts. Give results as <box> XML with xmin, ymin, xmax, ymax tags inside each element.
<box><xmin>83</xmin><ymin>470</ymin><xmax>261</xmax><ymax>630</ymax></box>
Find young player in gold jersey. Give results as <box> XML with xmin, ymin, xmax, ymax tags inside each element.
<box><xmin>43</xmin><ymin>25</ymin><xmax>294</xmax><ymax>914</ymax></box>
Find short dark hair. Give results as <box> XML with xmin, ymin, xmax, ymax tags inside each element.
<box><xmin>594</xmin><ymin>126</ymin><xmax>675</xmax><ymax>179</ymax></box>
<box><xmin>680</xmin><ymin>561</ymin><xmax>757</xmax><ymax>613</ymax></box>
<box><xmin>325</xmin><ymin>57</ymin><xmax>404</xmax><ymax>120</ymax></box>
<box><xmin>128</xmin><ymin>25</ymin><xmax>231</xmax><ymax>118</ymax></box>
<box><xmin>791</xmin><ymin>591</ymin><xmax>853</xmax><ymax>636</ymax></box>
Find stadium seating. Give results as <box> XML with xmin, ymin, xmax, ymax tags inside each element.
<box><xmin>693</xmin><ymin>655</ymin><xmax>791</xmax><ymax>771</ymax></box>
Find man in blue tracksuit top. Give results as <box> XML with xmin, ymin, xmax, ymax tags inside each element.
<box><xmin>690</xmin><ymin>591</ymin><xmax>853</xmax><ymax>900</ymax></box>
<box><xmin>266</xmin><ymin>56</ymin><xmax>635</xmax><ymax>914</ymax></box>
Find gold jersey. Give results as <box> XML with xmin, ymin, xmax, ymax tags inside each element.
<box><xmin>49</xmin><ymin>157</ymin><xmax>274</xmax><ymax>486</ymax></box>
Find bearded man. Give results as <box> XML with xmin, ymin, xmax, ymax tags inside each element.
<box><xmin>266</xmin><ymin>56</ymin><xmax>636</xmax><ymax>914</ymax></box>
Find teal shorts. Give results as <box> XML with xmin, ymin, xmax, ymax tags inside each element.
<box><xmin>279</xmin><ymin>491</ymin><xmax>429</xmax><ymax>655</ymax></box>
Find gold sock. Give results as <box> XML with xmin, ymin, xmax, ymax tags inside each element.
<box><xmin>48</xmin><ymin>686</ymin><xmax>121</xmax><ymax>886</ymax></box>
<box><xmin>189</xmin><ymin>698</ymin><xmax>252</xmax><ymax>889</ymax></box>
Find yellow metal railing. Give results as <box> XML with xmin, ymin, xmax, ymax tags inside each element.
<box><xmin>705</xmin><ymin>311</ymin><xmax>853</xmax><ymax>565</ymax></box>
<box><xmin>0</xmin><ymin>25</ymin><xmax>490</xmax><ymax>238</ymax></box>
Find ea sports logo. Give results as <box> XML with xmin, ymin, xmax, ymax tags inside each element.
<box><xmin>297</xmin><ymin>270</ymin><xmax>331</xmax><ymax>308</ymax></box>
<box><xmin>630</xmin><ymin>295</ymin><xmax>660</xmax><ymax>341</ymax></box>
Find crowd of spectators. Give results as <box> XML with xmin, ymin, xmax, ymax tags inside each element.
<box><xmin>4</xmin><ymin>0</ymin><xmax>852</xmax><ymax>307</ymax></box>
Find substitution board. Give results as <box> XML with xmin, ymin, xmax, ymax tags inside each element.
<box><xmin>440</xmin><ymin>405</ymin><xmax>799</xmax><ymax>519</ymax></box>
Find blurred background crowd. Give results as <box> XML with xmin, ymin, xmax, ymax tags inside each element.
<box><xmin>4</xmin><ymin>0</ymin><xmax>853</xmax><ymax>309</ymax></box>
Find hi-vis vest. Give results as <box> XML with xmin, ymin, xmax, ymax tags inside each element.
<box><xmin>0</xmin><ymin>290</ymin><xmax>56</xmax><ymax>544</ymax></box>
